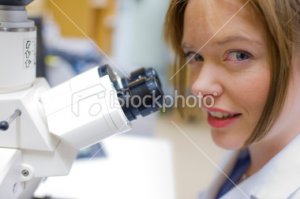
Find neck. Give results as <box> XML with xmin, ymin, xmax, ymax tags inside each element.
<box><xmin>247</xmin><ymin>131</ymin><xmax>299</xmax><ymax>176</ymax></box>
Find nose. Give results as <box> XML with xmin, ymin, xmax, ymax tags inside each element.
<box><xmin>191</xmin><ymin>63</ymin><xmax>223</xmax><ymax>98</ymax></box>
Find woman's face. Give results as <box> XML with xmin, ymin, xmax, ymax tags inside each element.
<box><xmin>182</xmin><ymin>0</ymin><xmax>271</xmax><ymax>149</ymax></box>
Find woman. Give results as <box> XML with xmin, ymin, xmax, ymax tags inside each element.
<box><xmin>165</xmin><ymin>0</ymin><xmax>300</xmax><ymax>198</ymax></box>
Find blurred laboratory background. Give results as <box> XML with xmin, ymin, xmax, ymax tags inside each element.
<box><xmin>27</xmin><ymin>1</ymin><xmax>226</xmax><ymax>199</ymax></box>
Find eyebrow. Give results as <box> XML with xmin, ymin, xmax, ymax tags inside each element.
<box><xmin>215</xmin><ymin>35</ymin><xmax>264</xmax><ymax>46</ymax></box>
<box><xmin>181</xmin><ymin>43</ymin><xmax>194</xmax><ymax>49</ymax></box>
<box><xmin>181</xmin><ymin>35</ymin><xmax>264</xmax><ymax>50</ymax></box>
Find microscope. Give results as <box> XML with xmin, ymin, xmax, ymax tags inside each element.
<box><xmin>0</xmin><ymin>1</ymin><xmax>163</xmax><ymax>198</ymax></box>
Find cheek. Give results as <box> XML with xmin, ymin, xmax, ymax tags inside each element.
<box><xmin>233</xmin><ymin>70</ymin><xmax>270</xmax><ymax>119</ymax></box>
<box><xmin>211</xmin><ymin>70</ymin><xmax>270</xmax><ymax>149</ymax></box>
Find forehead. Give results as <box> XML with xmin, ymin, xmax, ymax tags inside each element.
<box><xmin>182</xmin><ymin>0</ymin><xmax>267</xmax><ymax>47</ymax></box>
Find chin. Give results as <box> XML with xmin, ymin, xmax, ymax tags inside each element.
<box><xmin>210</xmin><ymin>129</ymin><xmax>245</xmax><ymax>150</ymax></box>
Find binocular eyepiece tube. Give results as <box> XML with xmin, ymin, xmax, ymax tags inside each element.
<box><xmin>0</xmin><ymin>0</ymin><xmax>33</xmax><ymax>6</ymax></box>
<box><xmin>98</xmin><ymin>65</ymin><xmax>164</xmax><ymax>121</ymax></box>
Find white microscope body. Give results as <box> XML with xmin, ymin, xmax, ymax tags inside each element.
<box><xmin>0</xmin><ymin>1</ymin><xmax>163</xmax><ymax>198</ymax></box>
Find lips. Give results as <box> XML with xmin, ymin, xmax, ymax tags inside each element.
<box><xmin>209</xmin><ymin>111</ymin><xmax>240</xmax><ymax>119</ymax></box>
<box><xmin>205</xmin><ymin>107</ymin><xmax>242</xmax><ymax>128</ymax></box>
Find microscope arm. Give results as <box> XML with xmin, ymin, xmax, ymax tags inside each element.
<box><xmin>0</xmin><ymin>65</ymin><xmax>162</xmax><ymax>199</ymax></box>
<box><xmin>41</xmin><ymin>67</ymin><xmax>131</xmax><ymax>150</ymax></box>
<box><xmin>0</xmin><ymin>1</ymin><xmax>163</xmax><ymax>198</ymax></box>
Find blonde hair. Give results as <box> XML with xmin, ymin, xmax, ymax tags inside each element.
<box><xmin>164</xmin><ymin>0</ymin><xmax>300</xmax><ymax>144</ymax></box>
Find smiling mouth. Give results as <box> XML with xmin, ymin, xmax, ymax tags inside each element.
<box><xmin>208</xmin><ymin>111</ymin><xmax>242</xmax><ymax>119</ymax></box>
<box><xmin>207</xmin><ymin>111</ymin><xmax>242</xmax><ymax>128</ymax></box>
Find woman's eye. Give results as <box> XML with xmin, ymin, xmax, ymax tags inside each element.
<box><xmin>184</xmin><ymin>51</ymin><xmax>203</xmax><ymax>63</ymax></box>
<box><xmin>224</xmin><ymin>51</ymin><xmax>252</xmax><ymax>62</ymax></box>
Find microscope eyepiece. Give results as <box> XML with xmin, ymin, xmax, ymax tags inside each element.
<box><xmin>98</xmin><ymin>65</ymin><xmax>164</xmax><ymax>121</ymax></box>
<box><xmin>0</xmin><ymin>0</ymin><xmax>33</xmax><ymax>6</ymax></box>
<box><xmin>121</xmin><ymin>76</ymin><xmax>163</xmax><ymax>121</ymax></box>
<box><xmin>129</xmin><ymin>67</ymin><xmax>161</xmax><ymax>87</ymax></box>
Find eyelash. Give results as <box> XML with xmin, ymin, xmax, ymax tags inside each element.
<box><xmin>224</xmin><ymin>50</ymin><xmax>253</xmax><ymax>62</ymax></box>
<box><xmin>184</xmin><ymin>51</ymin><xmax>204</xmax><ymax>63</ymax></box>
<box><xmin>183</xmin><ymin>50</ymin><xmax>253</xmax><ymax>66</ymax></box>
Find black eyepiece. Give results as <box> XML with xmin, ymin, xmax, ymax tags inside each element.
<box><xmin>98</xmin><ymin>65</ymin><xmax>164</xmax><ymax>121</ymax></box>
<box><xmin>0</xmin><ymin>0</ymin><xmax>33</xmax><ymax>6</ymax></box>
<box><xmin>129</xmin><ymin>67</ymin><xmax>161</xmax><ymax>86</ymax></box>
<box><xmin>120</xmin><ymin>76</ymin><xmax>163</xmax><ymax>121</ymax></box>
